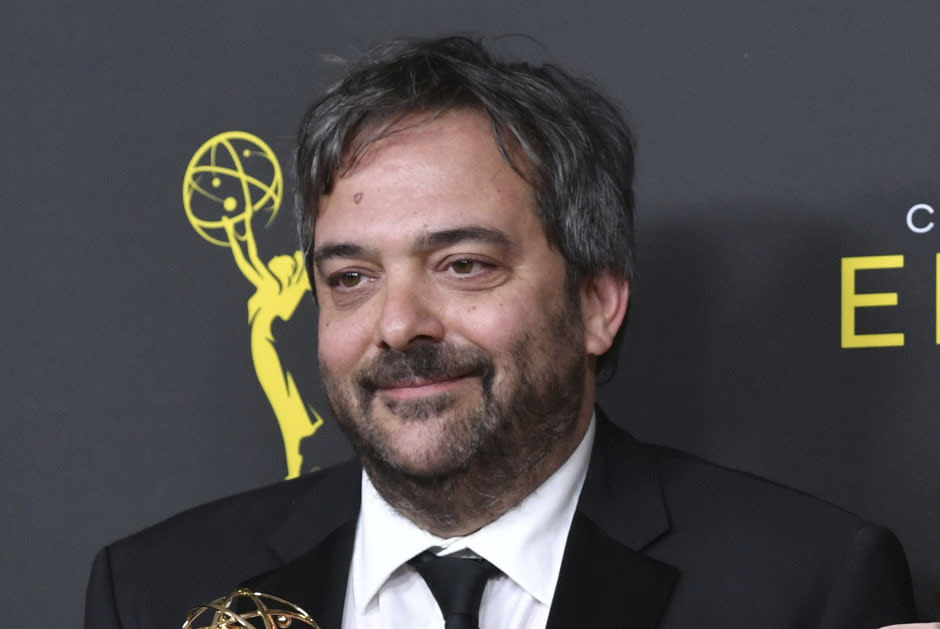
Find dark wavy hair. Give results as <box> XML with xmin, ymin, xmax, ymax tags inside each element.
<box><xmin>296</xmin><ymin>35</ymin><xmax>636</xmax><ymax>378</ymax></box>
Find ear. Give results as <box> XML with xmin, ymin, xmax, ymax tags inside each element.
<box><xmin>579</xmin><ymin>271</ymin><xmax>630</xmax><ymax>357</ymax></box>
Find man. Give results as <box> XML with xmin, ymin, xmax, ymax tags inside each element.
<box><xmin>84</xmin><ymin>36</ymin><xmax>917</xmax><ymax>628</ymax></box>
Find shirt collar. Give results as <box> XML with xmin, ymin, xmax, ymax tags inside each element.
<box><xmin>351</xmin><ymin>414</ymin><xmax>596</xmax><ymax>611</ymax></box>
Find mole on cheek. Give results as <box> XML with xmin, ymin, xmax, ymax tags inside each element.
<box><xmin>353</xmin><ymin>192</ymin><xmax>363</xmax><ymax>204</ymax></box>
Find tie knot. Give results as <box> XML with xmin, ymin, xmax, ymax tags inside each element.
<box><xmin>409</xmin><ymin>552</ymin><xmax>499</xmax><ymax>629</ymax></box>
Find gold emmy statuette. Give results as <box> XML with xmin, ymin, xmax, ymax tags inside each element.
<box><xmin>183</xmin><ymin>588</ymin><xmax>320</xmax><ymax>629</ymax></box>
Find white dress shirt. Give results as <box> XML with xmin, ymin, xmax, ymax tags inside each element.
<box><xmin>340</xmin><ymin>415</ymin><xmax>596</xmax><ymax>629</ymax></box>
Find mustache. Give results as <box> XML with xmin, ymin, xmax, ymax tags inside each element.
<box><xmin>357</xmin><ymin>342</ymin><xmax>494</xmax><ymax>392</ymax></box>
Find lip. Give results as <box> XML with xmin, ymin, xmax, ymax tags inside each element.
<box><xmin>376</xmin><ymin>375</ymin><xmax>475</xmax><ymax>400</ymax></box>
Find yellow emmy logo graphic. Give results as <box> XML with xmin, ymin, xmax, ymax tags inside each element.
<box><xmin>182</xmin><ymin>131</ymin><xmax>323</xmax><ymax>479</ymax></box>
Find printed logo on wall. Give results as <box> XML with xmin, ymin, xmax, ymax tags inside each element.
<box><xmin>840</xmin><ymin>202</ymin><xmax>940</xmax><ymax>349</ymax></box>
<box><xmin>182</xmin><ymin>131</ymin><xmax>323</xmax><ymax>479</ymax></box>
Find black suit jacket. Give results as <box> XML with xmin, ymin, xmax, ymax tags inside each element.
<box><xmin>84</xmin><ymin>416</ymin><xmax>916</xmax><ymax>628</ymax></box>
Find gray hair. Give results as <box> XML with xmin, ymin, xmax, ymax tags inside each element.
<box><xmin>296</xmin><ymin>35</ymin><xmax>636</xmax><ymax>377</ymax></box>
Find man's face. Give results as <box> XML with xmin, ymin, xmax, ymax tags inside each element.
<box><xmin>312</xmin><ymin>110</ymin><xmax>591</xmax><ymax>496</ymax></box>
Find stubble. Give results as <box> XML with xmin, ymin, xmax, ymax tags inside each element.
<box><xmin>320</xmin><ymin>296</ymin><xmax>587</xmax><ymax>535</ymax></box>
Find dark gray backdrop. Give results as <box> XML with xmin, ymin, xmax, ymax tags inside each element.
<box><xmin>2</xmin><ymin>1</ymin><xmax>938</xmax><ymax>625</ymax></box>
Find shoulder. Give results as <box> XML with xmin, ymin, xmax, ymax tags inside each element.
<box><xmin>646</xmin><ymin>441</ymin><xmax>873</xmax><ymax>542</ymax></box>
<box><xmin>86</xmin><ymin>461</ymin><xmax>360</xmax><ymax>629</ymax></box>
<box><xmin>108</xmin><ymin>460</ymin><xmax>359</xmax><ymax>558</ymax></box>
<box><xmin>629</xmin><ymin>441</ymin><xmax>915</xmax><ymax>625</ymax></box>
<box><xmin>593</xmin><ymin>417</ymin><xmax>871</xmax><ymax>537</ymax></box>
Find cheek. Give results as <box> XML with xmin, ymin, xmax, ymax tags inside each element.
<box><xmin>317</xmin><ymin>314</ymin><xmax>371</xmax><ymax>373</ymax></box>
<box><xmin>447</xmin><ymin>295</ymin><xmax>541</xmax><ymax>352</ymax></box>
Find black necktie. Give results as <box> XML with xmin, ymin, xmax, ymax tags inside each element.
<box><xmin>409</xmin><ymin>551</ymin><xmax>499</xmax><ymax>629</ymax></box>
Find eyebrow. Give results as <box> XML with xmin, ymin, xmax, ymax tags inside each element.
<box><xmin>414</xmin><ymin>226</ymin><xmax>514</xmax><ymax>252</ymax></box>
<box><xmin>313</xmin><ymin>226</ymin><xmax>515</xmax><ymax>275</ymax></box>
<box><xmin>312</xmin><ymin>243</ymin><xmax>378</xmax><ymax>275</ymax></box>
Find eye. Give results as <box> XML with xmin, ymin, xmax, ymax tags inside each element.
<box><xmin>450</xmin><ymin>259</ymin><xmax>478</xmax><ymax>274</ymax></box>
<box><xmin>445</xmin><ymin>257</ymin><xmax>497</xmax><ymax>276</ymax></box>
<box><xmin>440</xmin><ymin>256</ymin><xmax>503</xmax><ymax>287</ymax></box>
<box><xmin>329</xmin><ymin>271</ymin><xmax>368</xmax><ymax>289</ymax></box>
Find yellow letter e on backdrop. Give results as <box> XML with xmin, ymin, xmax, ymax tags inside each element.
<box><xmin>841</xmin><ymin>255</ymin><xmax>905</xmax><ymax>348</ymax></box>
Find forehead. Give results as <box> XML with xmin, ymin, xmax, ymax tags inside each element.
<box><xmin>314</xmin><ymin>110</ymin><xmax>540</xmax><ymax>249</ymax></box>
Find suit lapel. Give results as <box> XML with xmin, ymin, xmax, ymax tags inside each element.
<box><xmin>240</xmin><ymin>461</ymin><xmax>362</xmax><ymax>628</ymax></box>
<box><xmin>546</xmin><ymin>413</ymin><xmax>679</xmax><ymax>628</ymax></box>
<box><xmin>546</xmin><ymin>513</ymin><xmax>678</xmax><ymax>628</ymax></box>
<box><xmin>265</xmin><ymin>460</ymin><xmax>361</xmax><ymax>564</ymax></box>
<box><xmin>244</xmin><ymin>520</ymin><xmax>357</xmax><ymax>629</ymax></box>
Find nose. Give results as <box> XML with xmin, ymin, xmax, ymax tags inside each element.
<box><xmin>376</xmin><ymin>275</ymin><xmax>445</xmax><ymax>350</ymax></box>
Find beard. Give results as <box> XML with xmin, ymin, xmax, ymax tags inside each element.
<box><xmin>320</xmin><ymin>294</ymin><xmax>587</xmax><ymax>534</ymax></box>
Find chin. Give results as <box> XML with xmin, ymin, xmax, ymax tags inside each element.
<box><xmin>377</xmin><ymin>424</ymin><xmax>474</xmax><ymax>480</ymax></box>
<box><xmin>384</xmin><ymin>455</ymin><xmax>467</xmax><ymax>481</ymax></box>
